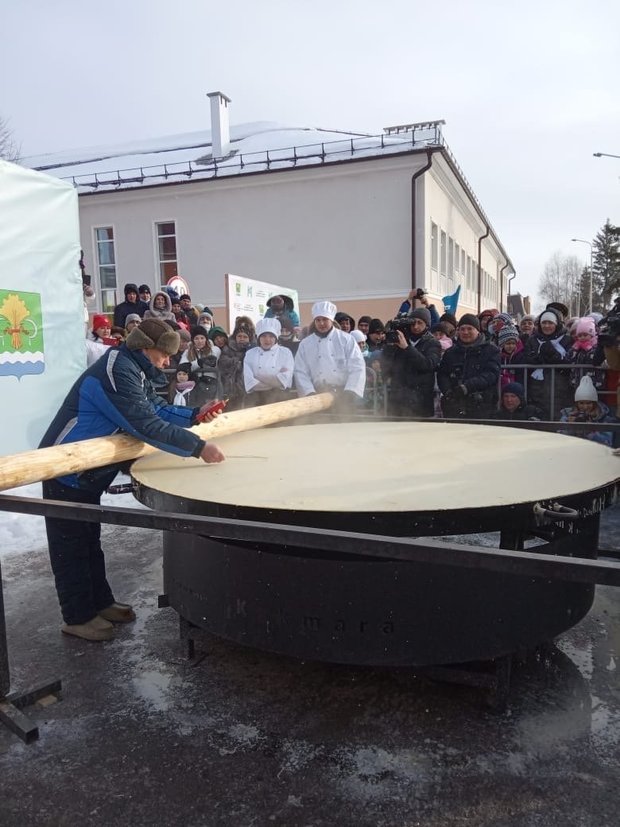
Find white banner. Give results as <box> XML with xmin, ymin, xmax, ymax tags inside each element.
<box><xmin>0</xmin><ymin>161</ymin><xmax>84</xmax><ymax>455</ymax></box>
<box><xmin>225</xmin><ymin>273</ymin><xmax>299</xmax><ymax>331</ymax></box>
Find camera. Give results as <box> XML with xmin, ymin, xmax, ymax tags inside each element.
<box><xmin>598</xmin><ymin>299</ymin><xmax>620</xmax><ymax>346</ymax></box>
<box><xmin>384</xmin><ymin>315</ymin><xmax>412</xmax><ymax>346</ymax></box>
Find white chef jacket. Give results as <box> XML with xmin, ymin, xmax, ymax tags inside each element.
<box><xmin>294</xmin><ymin>329</ymin><xmax>366</xmax><ymax>398</ymax></box>
<box><xmin>244</xmin><ymin>344</ymin><xmax>295</xmax><ymax>392</ymax></box>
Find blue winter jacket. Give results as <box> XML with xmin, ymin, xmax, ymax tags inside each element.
<box><xmin>39</xmin><ymin>345</ymin><xmax>205</xmax><ymax>490</ymax></box>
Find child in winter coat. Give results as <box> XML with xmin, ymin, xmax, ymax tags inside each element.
<box><xmin>170</xmin><ymin>368</ymin><xmax>195</xmax><ymax>406</ymax></box>
<box><xmin>569</xmin><ymin>316</ymin><xmax>605</xmax><ymax>393</ymax></box>
<box><xmin>559</xmin><ymin>375</ymin><xmax>617</xmax><ymax>447</ymax></box>
<box><xmin>498</xmin><ymin>325</ymin><xmax>525</xmax><ymax>388</ymax></box>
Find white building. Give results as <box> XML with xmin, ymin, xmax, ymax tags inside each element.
<box><xmin>25</xmin><ymin>93</ymin><xmax>514</xmax><ymax>327</ymax></box>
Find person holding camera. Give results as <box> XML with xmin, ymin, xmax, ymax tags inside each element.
<box><xmin>397</xmin><ymin>288</ymin><xmax>440</xmax><ymax>327</ymax></box>
<box><xmin>437</xmin><ymin>314</ymin><xmax>500</xmax><ymax>419</ymax></box>
<box><xmin>381</xmin><ymin>308</ymin><xmax>442</xmax><ymax>417</ymax></box>
<box><xmin>559</xmin><ymin>375</ymin><xmax>617</xmax><ymax>447</ymax></box>
<box><xmin>178</xmin><ymin>325</ymin><xmax>222</xmax><ymax>407</ymax></box>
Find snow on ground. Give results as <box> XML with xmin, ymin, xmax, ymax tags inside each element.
<box><xmin>0</xmin><ymin>478</ymin><xmax>145</xmax><ymax>559</ymax></box>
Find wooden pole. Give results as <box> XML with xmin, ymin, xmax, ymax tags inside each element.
<box><xmin>0</xmin><ymin>393</ymin><xmax>335</xmax><ymax>493</ymax></box>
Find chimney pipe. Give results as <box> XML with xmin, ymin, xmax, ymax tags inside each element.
<box><xmin>207</xmin><ymin>91</ymin><xmax>231</xmax><ymax>158</ymax></box>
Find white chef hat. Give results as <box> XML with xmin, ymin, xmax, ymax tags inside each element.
<box><xmin>256</xmin><ymin>317</ymin><xmax>281</xmax><ymax>339</ymax></box>
<box><xmin>350</xmin><ymin>329</ymin><xmax>367</xmax><ymax>343</ymax></box>
<box><xmin>312</xmin><ymin>301</ymin><xmax>337</xmax><ymax>320</ymax></box>
<box><xmin>574</xmin><ymin>375</ymin><xmax>598</xmax><ymax>402</ymax></box>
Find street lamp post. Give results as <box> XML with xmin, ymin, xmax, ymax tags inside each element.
<box><xmin>593</xmin><ymin>152</ymin><xmax>620</xmax><ymax>160</ymax></box>
<box><xmin>571</xmin><ymin>238</ymin><xmax>594</xmax><ymax>313</ymax></box>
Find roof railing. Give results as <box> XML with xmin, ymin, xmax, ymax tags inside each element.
<box><xmin>59</xmin><ymin>126</ymin><xmax>444</xmax><ymax>192</ymax></box>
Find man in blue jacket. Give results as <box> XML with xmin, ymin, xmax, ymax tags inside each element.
<box><xmin>40</xmin><ymin>319</ymin><xmax>225</xmax><ymax>642</ymax></box>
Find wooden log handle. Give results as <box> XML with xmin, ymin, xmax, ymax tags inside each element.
<box><xmin>0</xmin><ymin>393</ymin><xmax>335</xmax><ymax>492</ymax></box>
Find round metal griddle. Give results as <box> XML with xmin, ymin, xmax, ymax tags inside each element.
<box><xmin>132</xmin><ymin>421</ymin><xmax>619</xmax><ymax>666</ymax></box>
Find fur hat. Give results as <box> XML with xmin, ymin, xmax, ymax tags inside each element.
<box><xmin>498</xmin><ymin>325</ymin><xmax>519</xmax><ymax>346</ymax></box>
<box><xmin>124</xmin><ymin>283</ymin><xmax>139</xmax><ymax>297</ymax></box>
<box><xmin>520</xmin><ymin>314</ymin><xmax>534</xmax><ymax>325</ymax></box>
<box><xmin>138</xmin><ymin>284</ymin><xmax>151</xmax><ymax>294</ymax></box>
<box><xmin>546</xmin><ymin>302</ymin><xmax>569</xmax><ymax>319</ymax></box>
<box><xmin>574</xmin><ymin>375</ymin><xmax>598</xmax><ymax>402</ymax></box>
<box><xmin>125</xmin><ymin>313</ymin><xmax>142</xmax><ymax>326</ymax></box>
<box><xmin>312</xmin><ymin>300</ymin><xmax>337</xmax><ymax>320</ymax></box>
<box><xmin>408</xmin><ymin>307</ymin><xmax>431</xmax><ymax>327</ymax></box>
<box><xmin>125</xmin><ymin>319</ymin><xmax>180</xmax><ymax>355</ymax></box>
<box><xmin>92</xmin><ymin>314</ymin><xmax>110</xmax><ymax>330</ymax></box>
<box><xmin>458</xmin><ymin>313</ymin><xmax>481</xmax><ymax>330</ymax></box>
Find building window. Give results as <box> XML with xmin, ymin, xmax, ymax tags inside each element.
<box><xmin>94</xmin><ymin>227</ymin><xmax>117</xmax><ymax>313</ymax></box>
<box><xmin>448</xmin><ymin>237</ymin><xmax>454</xmax><ymax>281</ymax></box>
<box><xmin>461</xmin><ymin>249</ymin><xmax>466</xmax><ymax>283</ymax></box>
<box><xmin>430</xmin><ymin>222</ymin><xmax>438</xmax><ymax>271</ymax></box>
<box><xmin>156</xmin><ymin>221</ymin><xmax>178</xmax><ymax>282</ymax></box>
<box><xmin>454</xmin><ymin>243</ymin><xmax>460</xmax><ymax>279</ymax></box>
<box><xmin>440</xmin><ymin>231</ymin><xmax>447</xmax><ymax>276</ymax></box>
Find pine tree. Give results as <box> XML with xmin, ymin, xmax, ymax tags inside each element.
<box><xmin>577</xmin><ymin>265</ymin><xmax>604</xmax><ymax>315</ymax></box>
<box><xmin>592</xmin><ymin>219</ymin><xmax>620</xmax><ymax>310</ymax></box>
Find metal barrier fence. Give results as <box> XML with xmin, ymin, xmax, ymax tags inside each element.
<box><xmin>157</xmin><ymin>360</ymin><xmax>618</xmax><ymax>424</ymax></box>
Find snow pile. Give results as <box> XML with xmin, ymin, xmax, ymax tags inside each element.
<box><xmin>0</xmin><ymin>480</ymin><xmax>145</xmax><ymax>559</ymax></box>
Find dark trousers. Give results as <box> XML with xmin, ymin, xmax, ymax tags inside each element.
<box><xmin>42</xmin><ymin>479</ymin><xmax>115</xmax><ymax>625</ymax></box>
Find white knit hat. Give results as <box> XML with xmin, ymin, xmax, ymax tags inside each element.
<box><xmin>312</xmin><ymin>301</ymin><xmax>337</xmax><ymax>320</ymax></box>
<box><xmin>350</xmin><ymin>329</ymin><xmax>367</xmax><ymax>343</ymax></box>
<box><xmin>256</xmin><ymin>317</ymin><xmax>281</xmax><ymax>339</ymax></box>
<box><xmin>574</xmin><ymin>375</ymin><xmax>598</xmax><ymax>402</ymax></box>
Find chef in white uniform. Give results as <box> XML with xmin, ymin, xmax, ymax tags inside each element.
<box><xmin>244</xmin><ymin>317</ymin><xmax>295</xmax><ymax>405</ymax></box>
<box><xmin>294</xmin><ymin>301</ymin><xmax>366</xmax><ymax>402</ymax></box>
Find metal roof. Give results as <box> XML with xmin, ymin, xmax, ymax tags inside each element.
<box><xmin>22</xmin><ymin>121</ymin><xmax>444</xmax><ymax>194</ymax></box>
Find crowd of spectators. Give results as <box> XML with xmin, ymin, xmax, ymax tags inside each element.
<box><xmin>85</xmin><ymin>282</ymin><xmax>620</xmax><ymax>447</ymax></box>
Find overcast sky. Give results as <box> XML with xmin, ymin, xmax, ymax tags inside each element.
<box><xmin>2</xmin><ymin>0</ymin><xmax>618</xmax><ymax>309</ymax></box>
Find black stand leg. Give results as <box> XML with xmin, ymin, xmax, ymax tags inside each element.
<box><xmin>1</xmin><ymin>559</ymin><xmax>62</xmax><ymax>743</ymax></box>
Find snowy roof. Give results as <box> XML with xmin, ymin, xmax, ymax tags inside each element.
<box><xmin>21</xmin><ymin>121</ymin><xmax>444</xmax><ymax>194</ymax></box>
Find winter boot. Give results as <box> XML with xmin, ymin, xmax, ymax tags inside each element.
<box><xmin>62</xmin><ymin>617</ymin><xmax>115</xmax><ymax>642</ymax></box>
<box><xmin>99</xmin><ymin>602</ymin><xmax>136</xmax><ymax>623</ymax></box>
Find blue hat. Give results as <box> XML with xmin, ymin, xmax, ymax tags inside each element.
<box><xmin>502</xmin><ymin>382</ymin><xmax>525</xmax><ymax>402</ymax></box>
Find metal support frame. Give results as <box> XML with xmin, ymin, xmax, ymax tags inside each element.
<box><xmin>0</xmin><ymin>493</ymin><xmax>618</xmax><ymax>587</ymax></box>
<box><xmin>0</xmin><ymin>423</ymin><xmax>616</xmax><ymax>722</ymax></box>
<box><xmin>0</xmin><ymin>557</ymin><xmax>62</xmax><ymax>743</ymax></box>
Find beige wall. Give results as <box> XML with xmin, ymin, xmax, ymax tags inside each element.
<box><xmin>79</xmin><ymin>154</ymin><xmax>428</xmax><ymax>319</ymax></box>
<box><xmin>422</xmin><ymin>156</ymin><xmax>507</xmax><ymax>316</ymax></box>
<box><xmin>79</xmin><ymin>150</ymin><xmax>511</xmax><ymax>328</ymax></box>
